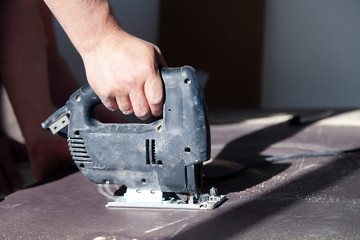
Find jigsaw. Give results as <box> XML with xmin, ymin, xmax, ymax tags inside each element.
<box><xmin>42</xmin><ymin>66</ymin><xmax>225</xmax><ymax>209</ymax></box>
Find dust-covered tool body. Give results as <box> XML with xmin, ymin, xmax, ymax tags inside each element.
<box><xmin>42</xmin><ymin>66</ymin><xmax>225</xmax><ymax>209</ymax></box>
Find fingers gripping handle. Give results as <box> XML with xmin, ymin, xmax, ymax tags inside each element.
<box><xmin>43</xmin><ymin>66</ymin><xmax>201</xmax><ymax>134</ymax></box>
<box><xmin>67</xmin><ymin>68</ymin><xmax>174</xmax><ymax>129</ymax></box>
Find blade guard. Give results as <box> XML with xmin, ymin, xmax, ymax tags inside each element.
<box><xmin>43</xmin><ymin>66</ymin><xmax>210</xmax><ymax>197</ymax></box>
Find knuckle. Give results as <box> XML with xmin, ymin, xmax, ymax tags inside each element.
<box><xmin>135</xmin><ymin>110</ymin><xmax>150</xmax><ymax>120</ymax></box>
<box><xmin>93</xmin><ymin>86</ymin><xmax>110</xmax><ymax>100</ymax></box>
<box><xmin>101</xmin><ymin>95</ymin><xmax>112</xmax><ymax>103</ymax></box>
<box><xmin>149</xmin><ymin>96</ymin><xmax>163</xmax><ymax>106</ymax></box>
<box><xmin>123</xmin><ymin>75</ymin><xmax>137</xmax><ymax>88</ymax></box>
<box><xmin>119</xmin><ymin>103</ymin><xmax>133</xmax><ymax>115</ymax></box>
<box><xmin>151</xmin><ymin>110</ymin><xmax>161</xmax><ymax>117</ymax></box>
<box><xmin>133</xmin><ymin>101</ymin><xmax>150</xmax><ymax>120</ymax></box>
<box><xmin>103</xmin><ymin>102</ymin><xmax>117</xmax><ymax>111</ymax></box>
<box><xmin>139</xmin><ymin>63</ymin><xmax>156</xmax><ymax>77</ymax></box>
<box><xmin>99</xmin><ymin>94</ymin><xmax>117</xmax><ymax>111</ymax></box>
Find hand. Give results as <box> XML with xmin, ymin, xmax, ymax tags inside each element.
<box><xmin>82</xmin><ymin>31</ymin><xmax>167</xmax><ymax>120</ymax></box>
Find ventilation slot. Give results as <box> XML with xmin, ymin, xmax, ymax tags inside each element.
<box><xmin>151</xmin><ymin>139</ymin><xmax>156</xmax><ymax>164</ymax></box>
<box><xmin>145</xmin><ymin>139</ymin><xmax>157</xmax><ymax>165</ymax></box>
<box><xmin>146</xmin><ymin>139</ymin><xmax>150</xmax><ymax>164</ymax></box>
<box><xmin>68</xmin><ymin>137</ymin><xmax>92</xmax><ymax>162</ymax></box>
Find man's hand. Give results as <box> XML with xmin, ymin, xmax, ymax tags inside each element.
<box><xmin>83</xmin><ymin>31</ymin><xmax>167</xmax><ymax>120</ymax></box>
<box><xmin>43</xmin><ymin>0</ymin><xmax>167</xmax><ymax>120</ymax></box>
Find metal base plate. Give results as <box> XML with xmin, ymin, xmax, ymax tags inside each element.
<box><xmin>105</xmin><ymin>188</ymin><xmax>226</xmax><ymax>210</ymax></box>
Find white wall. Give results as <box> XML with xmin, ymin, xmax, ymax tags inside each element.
<box><xmin>53</xmin><ymin>0</ymin><xmax>160</xmax><ymax>85</ymax></box>
<box><xmin>262</xmin><ymin>0</ymin><xmax>360</xmax><ymax>108</ymax></box>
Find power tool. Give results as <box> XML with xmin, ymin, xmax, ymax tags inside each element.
<box><xmin>42</xmin><ymin>66</ymin><xmax>225</xmax><ymax>209</ymax></box>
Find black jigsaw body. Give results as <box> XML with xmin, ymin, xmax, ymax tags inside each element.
<box><xmin>43</xmin><ymin>66</ymin><xmax>225</xmax><ymax>209</ymax></box>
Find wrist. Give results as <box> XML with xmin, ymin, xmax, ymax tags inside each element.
<box><xmin>75</xmin><ymin>6</ymin><xmax>121</xmax><ymax>56</ymax></box>
<box><xmin>80</xmin><ymin>28</ymin><xmax>131</xmax><ymax>60</ymax></box>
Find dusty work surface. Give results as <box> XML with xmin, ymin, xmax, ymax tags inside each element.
<box><xmin>1</xmin><ymin>109</ymin><xmax>360</xmax><ymax>239</ymax></box>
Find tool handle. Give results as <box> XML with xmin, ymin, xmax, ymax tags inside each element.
<box><xmin>67</xmin><ymin>66</ymin><xmax>201</xmax><ymax>129</ymax></box>
<box><xmin>41</xmin><ymin>84</ymin><xmax>100</xmax><ymax>135</ymax></box>
<box><xmin>66</xmin><ymin>83</ymin><xmax>103</xmax><ymax>130</ymax></box>
<box><xmin>47</xmin><ymin>66</ymin><xmax>207</xmax><ymax>137</ymax></box>
<box><xmin>70</xmin><ymin>83</ymin><xmax>101</xmax><ymax>113</ymax></box>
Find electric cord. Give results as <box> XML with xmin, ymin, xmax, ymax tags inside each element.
<box><xmin>203</xmin><ymin>146</ymin><xmax>360</xmax><ymax>182</ymax></box>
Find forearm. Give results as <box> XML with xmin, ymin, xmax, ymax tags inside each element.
<box><xmin>43</xmin><ymin>0</ymin><xmax>121</xmax><ymax>56</ymax></box>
